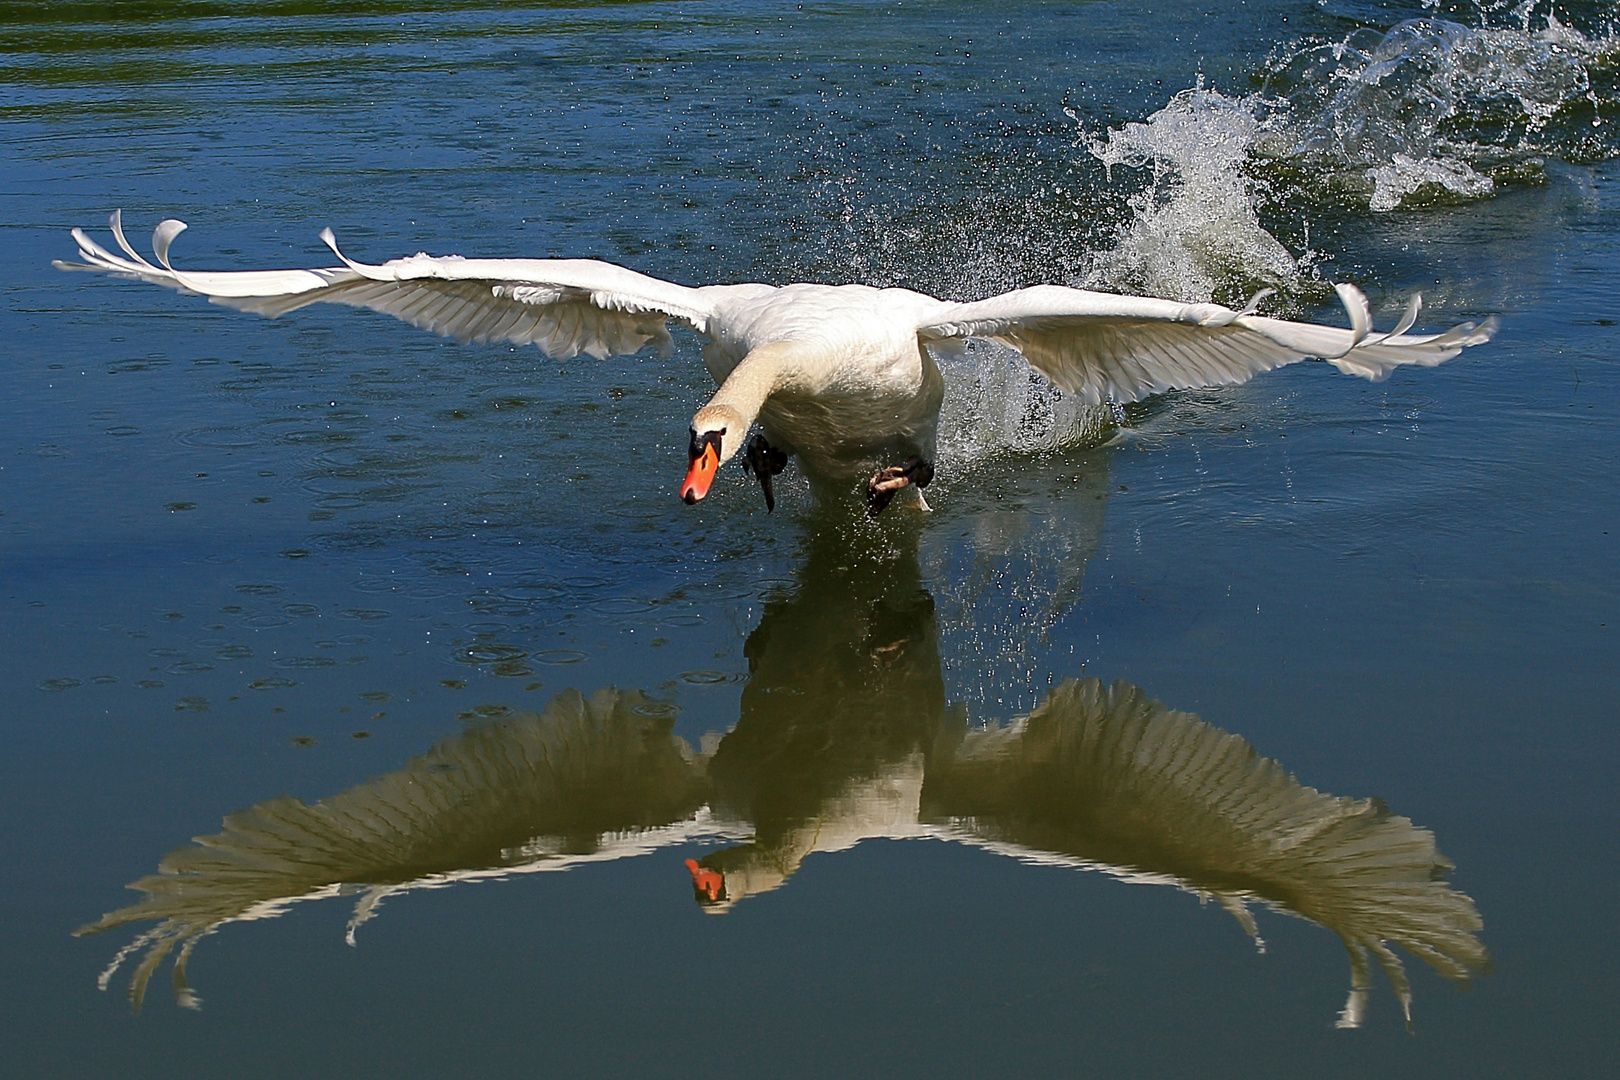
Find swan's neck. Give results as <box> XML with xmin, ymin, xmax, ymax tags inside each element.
<box><xmin>694</xmin><ymin>341</ymin><xmax>798</xmax><ymax>463</ymax></box>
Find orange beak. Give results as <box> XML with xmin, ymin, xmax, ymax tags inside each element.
<box><xmin>685</xmin><ymin>858</ymin><xmax>725</xmax><ymax>902</ymax></box>
<box><xmin>681</xmin><ymin>435</ymin><xmax>721</xmax><ymax>504</ymax></box>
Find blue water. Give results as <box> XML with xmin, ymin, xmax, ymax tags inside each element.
<box><xmin>2</xmin><ymin>1</ymin><xmax>1617</xmax><ymax>1076</ymax></box>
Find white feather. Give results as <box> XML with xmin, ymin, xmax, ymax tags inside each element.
<box><xmin>919</xmin><ymin>282</ymin><xmax>1495</xmax><ymax>404</ymax></box>
<box><xmin>59</xmin><ymin>213</ymin><xmax>1497</xmax><ymax>498</ymax></box>
<box><xmin>58</xmin><ymin>215</ymin><xmax>713</xmax><ymax>361</ymax></box>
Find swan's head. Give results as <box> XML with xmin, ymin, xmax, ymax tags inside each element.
<box><xmin>683</xmin><ymin>850</ymin><xmax>794</xmax><ymax>913</ymax></box>
<box><xmin>681</xmin><ymin>405</ymin><xmax>744</xmax><ymax>504</ymax></box>
<box><xmin>685</xmin><ymin>858</ymin><xmax>727</xmax><ymax>904</ymax></box>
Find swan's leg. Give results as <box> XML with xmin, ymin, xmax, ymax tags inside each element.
<box><xmin>744</xmin><ymin>433</ymin><xmax>789</xmax><ymax>512</ymax></box>
<box><xmin>866</xmin><ymin>456</ymin><xmax>934</xmax><ymax>517</ymax></box>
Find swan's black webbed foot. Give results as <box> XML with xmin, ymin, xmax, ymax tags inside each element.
<box><xmin>744</xmin><ymin>433</ymin><xmax>789</xmax><ymax>512</ymax></box>
<box><xmin>866</xmin><ymin>456</ymin><xmax>934</xmax><ymax>517</ymax></box>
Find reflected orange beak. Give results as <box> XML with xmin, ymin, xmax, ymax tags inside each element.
<box><xmin>685</xmin><ymin>858</ymin><xmax>725</xmax><ymax>902</ymax></box>
<box><xmin>681</xmin><ymin>434</ymin><xmax>721</xmax><ymax>504</ymax></box>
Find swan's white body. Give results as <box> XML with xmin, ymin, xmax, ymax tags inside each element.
<box><xmin>58</xmin><ymin>213</ymin><xmax>1497</xmax><ymax>506</ymax></box>
<box><xmin>701</xmin><ymin>283</ymin><xmax>949</xmax><ymax>483</ymax></box>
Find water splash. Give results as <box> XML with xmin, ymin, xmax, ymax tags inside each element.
<box><xmin>933</xmin><ymin>340</ymin><xmax>1116</xmax><ymax>471</ymax></box>
<box><xmin>1257</xmin><ymin>8</ymin><xmax>1618</xmax><ymax>210</ymax></box>
<box><xmin>1081</xmin><ymin>85</ymin><xmax>1310</xmax><ymax>304</ymax></box>
<box><xmin>1076</xmin><ymin>5</ymin><xmax>1616</xmax><ymax>305</ymax></box>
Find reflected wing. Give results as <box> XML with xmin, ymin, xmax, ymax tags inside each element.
<box><xmin>78</xmin><ymin>688</ymin><xmax>710</xmax><ymax>1010</ymax></box>
<box><xmin>918</xmin><ymin>284</ymin><xmax>1496</xmax><ymax>404</ymax></box>
<box><xmin>923</xmin><ymin>678</ymin><xmax>1489</xmax><ymax>1026</ymax></box>
<box><xmin>56</xmin><ymin>212</ymin><xmax>718</xmax><ymax>360</ymax></box>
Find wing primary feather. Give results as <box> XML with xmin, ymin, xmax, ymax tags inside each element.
<box><xmin>475</xmin><ymin>300</ymin><xmax>528</xmax><ymax>344</ymax></box>
<box><xmin>1177</xmin><ymin>336</ymin><xmax>1229</xmax><ymax>386</ymax></box>
<box><xmin>1382</xmin><ymin>293</ymin><xmax>1422</xmax><ymax>341</ymax></box>
<box><xmin>408</xmin><ymin>287</ymin><xmax>466</xmax><ymax>337</ymax></box>
<box><xmin>551</xmin><ymin>303</ymin><xmax>584</xmax><ymax>358</ymax></box>
<box><xmin>507</xmin><ymin>308</ymin><xmax>543</xmax><ymax>347</ymax></box>
<box><xmin>1332</xmin><ymin>283</ymin><xmax>1373</xmax><ymax>356</ymax></box>
<box><xmin>1236</xmin><ymin>288</ymin><xmax>1275</xmax><ymax>317</ymax></box>
<box><xmin>320</xmin><ymin>227</ymin><xmax>394</xmax><ymax>282</ymax></box>
<box><xmin>151</xmin><ymin>220</ymin><xmax>188</xmax><ymax>272</ymax></box>
<box><xmin>432</xmin><ymin>294</ymin><xmax>475</xmax><ymax>340</ymax></box>
<box><xmin>111</xmin><ymin>209</ymin><xmax>161</xmax><ymax>270</ymax></box>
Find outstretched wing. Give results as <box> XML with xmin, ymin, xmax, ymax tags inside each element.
<box><xmin>56</xmin><ymin>212</ymin><xmax>717</xmax><ymax>360</ymax></box>
<box><xmin>918</xmin><ymin>283</ymin><xmax>1497</xmax><ymax>404</ymax></box>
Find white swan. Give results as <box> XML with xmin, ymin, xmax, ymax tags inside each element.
<box><xmin>58</xmin><ymin>213</ymin><xmax>1497</xmax><ymax>514</ymax></box>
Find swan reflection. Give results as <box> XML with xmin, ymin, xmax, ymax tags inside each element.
<box><xmin>81</xmin><ymin>517</ymin><xmax>1486</xmax><ymax>1026</ymax></box>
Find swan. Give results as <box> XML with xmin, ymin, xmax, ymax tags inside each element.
<box><xmin>57</xmin><ymin>212</ymin><xmax>1497</xmax><ymax>515</ymax></box>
